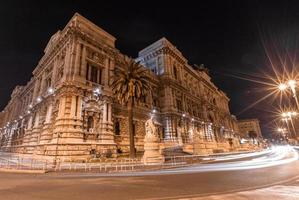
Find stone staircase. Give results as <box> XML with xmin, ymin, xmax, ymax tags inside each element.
<box><xmin>162</xmin><ymin>146</ymin><xmax>191</xmax><ymax>157</ymax></box>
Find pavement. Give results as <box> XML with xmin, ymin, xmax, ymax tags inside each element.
<box><xmin>189</xmin><ymin>180</ymin><xmax>299</xmax><ymax>200</ymax></box>
<box><xmin>0</xmin><ymin>146</ymin><xmax>299</xmax><ymax>200</ymax></box>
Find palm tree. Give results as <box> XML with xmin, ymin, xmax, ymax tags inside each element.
<box><xmin>111</xmin><ymin>56</ymin><xmax>151</xmax><ymax>158</ymax></box>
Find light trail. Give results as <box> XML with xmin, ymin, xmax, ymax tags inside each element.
<box><xmin>93</xmin><ymin>146</ymin><xmax>299</xmax><ymax>177</ymax></box>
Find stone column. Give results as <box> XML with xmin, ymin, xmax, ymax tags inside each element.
<box><xmin>108</xmin><ymin>103</ymin><xmax>112</xmax><ymax>123</ymax></box>
<box><xmin>63</xmin><ymin>45</ymin><xmax>72</xmax><ymax>81</ymax></box>
<box><xmin>70</xmin><ymin>96</ymin><xmax>77</xmax><ymax>118</ymax></box>
<box><xmin>45</xmin><ymin>104</ymin><xmax>53</xmax><ymax>124</ymax></box>
<box><xmin>38</xmin><ymin>73</ymin><xmax>46</xmax><ymax>97</ymax></box>
<box><xmin>32</xmin><ymin>79</ymin><xmax>40</xmax><ymax>104</ymax></box>
<box><xmin>33</xmin><ymin>113</ymin><xmax>39</xmax><ymax>128</ymax></box>
<box><xmin>163</xmin><ymin>117</ymin><xmax>172</xmax><ymax>141</ymax></box>
<box><xmin>80</xmin><ymin>45</ymin><xmax>87</xmax><ymax>80</ymax></box>
<box><xmin>103</xmin><ymin>58</ymin><xmax>109</xmax><ymax>86</ymax></box>
<box><xmin>57</xmin><ymin>97</ymin><xmax>66</xmax><ymax>119</ymax></box>
<box><xmin>76</xmin><ymin>96</ymin><xmax>83</xmax><ymax>118</ymax></box>
<box><xmin>73</xmin><ymin>42</ymin><xmax>82</xmax><ymax>79</ymax></box>
<box><xmin>103</xmin><ymin>103</ymin><xmax>107</xmax><ymax>123</ymax></box>
<box><xmin>51</xmin><ymin>58</ymin><xmax>58</xmax><ymax>86</ymax></box>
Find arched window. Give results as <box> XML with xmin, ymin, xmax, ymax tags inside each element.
<box><xmin>87</xmin><ymin>116</ymin><xmax>94</xmax><ymax>132</ymax></box>
<box><xmin>213</xmin><ymin>98</ymin><xmax>216</xmax><ymax>105</ymax></box>
<box><xmin>46</xmin><ymin>78</ymin><xmax>51</xmax><ymax>88</ymax></box>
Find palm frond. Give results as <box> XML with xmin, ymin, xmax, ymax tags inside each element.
<box><xmin>111</xmin><ymin>57</ymin><xmax>152</xmax><ymax>104</ymax></box>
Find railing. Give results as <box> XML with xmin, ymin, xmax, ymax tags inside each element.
<box><xmin>0</xmin><ymin>150</ymin><xmax>257</xmax><ymax>173</ymax></box>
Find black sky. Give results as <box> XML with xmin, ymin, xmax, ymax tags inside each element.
<box><xmin>1</xmin><ymin>0</ymin><xmax>299</xmax><ymax>138</ymax></box>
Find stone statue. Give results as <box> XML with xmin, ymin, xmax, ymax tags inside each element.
<box><xmin>188</xmin><ymin>127</ymin><xmax>194</xmax><ymax>143</ymax></box>
<box><xmin>145</xmin><ymin>118</ymin><xmax>158</xmax><ymax>142</ymax></box>
<box><xmin>143</xmin><ymin>118</ymin><xmax>164</xmax><ymax>164</ymax></box>
<box><xmin>177</xmin><ymin>126</ymin><xmax>183</xmax><ymax>145</ymax></box>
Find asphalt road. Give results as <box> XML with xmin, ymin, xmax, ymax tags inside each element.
<box><xmin>0</xmin><ymin>146</ymin><xmax>299</xmax><ymax>200</ymax></box>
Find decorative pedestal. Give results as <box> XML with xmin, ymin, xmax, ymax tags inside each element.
<box><xmin>143</xmin><ymin>141</ymin><xmax>164</xmax><ymax>164</ymax></box>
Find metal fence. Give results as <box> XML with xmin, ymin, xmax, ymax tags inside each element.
<box><xmin>0</xmin><ymin>150</ymin><xmax>256</xmax><ymax>173</ymax></box>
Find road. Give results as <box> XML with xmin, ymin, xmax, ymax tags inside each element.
<box><xmin>0</xmin><ymin>146</ymin><xmax>299</xmax><ymax>200</ymax></box>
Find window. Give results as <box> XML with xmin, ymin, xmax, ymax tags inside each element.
<box><xmin>176</xmin><ymin>99</ymin><xmax>182</xmax><ymax>111</ymax></box>
<box><xmin>173</xmin><ymin>66</ymin><xmax>178</xmax><ymax>79</ymax></box>
<box><xmin>58</xmin><ymin>68</ymin><xmax>63</xmax><ymax>79</ymax></box>
<box><xmin>151</xmin><ymin>67</ymin><xmax>157</xmax><ymax>74</ymax></box>
<box><xmin>91</xmin><ymin>66</ymin><xmax>98</xmax><ymax>83</ymax></box>
<box><xmin>141</xmin><ymin>95</ymin><xmax>146</xmax><ymax>103</ymax></box>
<box><xmin>115</xmin><ymin>121</ymin><xmax>120</xmax><ymax>136</ymax></box>
<box><xmin>46</xmin><ymin>78</ymin><xmax>51</xmax><ymax>88</ymax></box>
<box><xmin>86</xmin><ymin>63</ymin><xmax>102</xmax><ymax>84</ymax></box>
<box><xmin>87</xmin><ymin>116</ymin><xmax>94</xmax><ymax>132</ymax></box>
<box><xmin>153</xmin><ymin>98</ymin><xmax>158</xmax><ymax>107</ymax></box>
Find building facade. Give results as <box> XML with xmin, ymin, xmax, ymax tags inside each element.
<box><xmin>237</xmin><ymin>119</ymin><xmax>262</xmax><ymax>139</ymax></box>
<box><xmin>0</xmin><ymin>13</ymin><xmax>241</xmax><ymax>160</ymax></box>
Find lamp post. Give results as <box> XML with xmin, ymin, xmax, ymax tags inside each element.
<box><xmin>281</xmin><ymin>111</ymin><xmax>297</xmax><ymax>138</ymax></box>
<box><xmin>277</xmin><ymin>127</ymin><xmax>287</xmax><ymax>142</ymax></box>
<box><xmin>278</xmin><ymin>80</ymin><xmax>299</xmax><ymax>110</ymax></box>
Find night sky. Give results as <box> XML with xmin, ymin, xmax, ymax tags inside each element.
<box><xmin>1</xmin><ymin>0</ymin><xmax>299</xmax><ymax>138</ymax></box>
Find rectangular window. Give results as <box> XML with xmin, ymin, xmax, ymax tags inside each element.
<box><xmin>98</xmin><ymin>68</ymin><xmax>102</xmax><ymax>84</ymax></box>
<box><xmin>86</xmin><ymin>64</ymin><xmax>89</xmax><ymax>80</ymax></box>
<box><xmin>176</xmin><ymin>99</ymin><xmax>182</xmax><ymax>111</ymax></box>
<box><xmin>75</xmin><ymin>96</ymin><xmax>79</xmax><ymax>117</ymax></box>
<box><xmin>91</xmin><ymin>66</ymin><xmax>98</xmax><ymax>83</ymax></box>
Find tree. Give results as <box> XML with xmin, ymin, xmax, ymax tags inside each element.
<box><xmin>111</xmin><ymin>56</ymin><xmax>151</xmax><ymax>158</ymax></box>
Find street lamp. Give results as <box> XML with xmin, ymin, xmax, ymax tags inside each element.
<box><xmin>281</xmin><ymin>111</ymin><xmax>297</xmax><ymax>138</ymax></box>
<box><xmin>278</xmin><ymin>83</ymin><xmax>287</xmax><ymax>91</ymax></box>
<box><xmin>278</xmin><ymin>79</ymin><xmax>299</xmax><ymax>110</ymax></box>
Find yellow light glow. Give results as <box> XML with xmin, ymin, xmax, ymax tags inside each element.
<box><xmin>288</xmin><ymin>80</ymin><xmax>296</xmax><ymax>87</ymax></box>
<box><xmin>278</xmin><ymin>83</ymin><xmax>288</xmax><ymax>91</ymax></box>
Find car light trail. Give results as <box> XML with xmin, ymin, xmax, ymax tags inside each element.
<box><xmin>96</xmin><ymin>146</ymin><xmax>299</xmax><ymax>177</ymax></box>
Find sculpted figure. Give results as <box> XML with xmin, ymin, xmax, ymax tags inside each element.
<box><xmin>177</xmin><ymin>126</ymin><xmax>183</xmax><ymax>145</ymax></box>
<box><xmin>145</xmin><ymin>118</ymin><xmax>157</xmax><ymax>141</ymax></box>
<box><xmin>188</xmin><ymin>127</ymin><xmax>194</xmax><ymax>142</ymax></box>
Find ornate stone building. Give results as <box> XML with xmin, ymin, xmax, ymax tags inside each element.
<box><xmin>0</xmin><ymin>13</ymin><xmax>240</xmax><ymax>159</ymax></box>
<box><xmin>238</xmin><ymin>119</ymin><xmax>263</xmax><ymax>139</ymax></box>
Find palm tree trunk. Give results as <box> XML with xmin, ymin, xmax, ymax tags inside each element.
<box><xmin>128</xmin><ymin>97</ymin><xmax>135</xmax><ymax>158</ymax></box>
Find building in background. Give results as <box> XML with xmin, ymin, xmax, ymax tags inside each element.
<box><xmin>0</xmin><ymin>13</ymin><xmax>242</xmax><ymax>160</ymax></box>
<box><xmin>237</xmin><ymin>119</ymin><xmax>263</xmax><ymax>141</ymax></box>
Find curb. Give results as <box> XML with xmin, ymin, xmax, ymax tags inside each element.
<box><xmin>0</xmin><ymin>168</ymin><xmax>47</xmax><ymax>174</ymax></box>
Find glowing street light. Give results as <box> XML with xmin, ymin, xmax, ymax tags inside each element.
<box><xmin>281</xmin><ymin>111</ymin><xmax>297</xmax><ymax>118</ymax></box>
<box><xmin>93</xmin><ymin>87</ymin><xmax>102</xmax><ymax>95</ymax></box>
<box><xmin>36</xmin><ymin>96</ymin><xmax>42</xmax><ymax>103</ymax></box>
<box><xmin>281</xmin><ymin>111</ymin><xmax>297</xmax><ymax>138</ymax></box>
<box><xmin>288</xmin><ymin>79</ymin><xmax>296</xmax><ymax>88</ymax></box>
<box><xmin>278</xmin><ymin>83</ymin><xmax>287</xmax><ymax>91</ymax></box>
<box><xmin>277</xmin><ymin>127</ymin><xmax>286</xmax><ymax>133</ymax></box>
<box><xmin>47</xmin><ymin>87</ymin><xmax>54</xmax><ymax>94</ymax></box>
